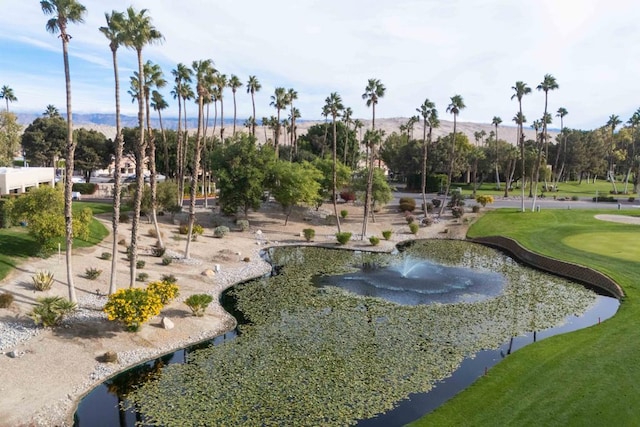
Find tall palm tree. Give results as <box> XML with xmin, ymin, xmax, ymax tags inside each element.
<box><xmin>492</xmin><ymin>116</ymin><xmax>503</xmax><ymax>190</ymax></box>
<box><xmin>246</xmin><ymin>75</ymin><xmax>261</xmax><ymax>138</ymax></box>
<box><xmin>324</xmin><ymin>92</ymin><xmax>344</xmax><ymax>233</ymax></box>
<box><xmin>151</xmin><ymin>90</ymin><xmax>169</xmax><ymax>174</ymax></box>
<box><xmin>99</xmin><ymin>10</ymin><xmax>126</xmax><ymax>295</ymax></box>
<box><xmin>341</xmin><ymin>107</ymin><xmax>353</xmax><ymax>164</ymax></box>
<box><xmin>228</xmin><ymin>74</ymin><xmax>242</xmax><ymax>135</ymax></box>
<box><xmin>270</xmin><ymin>87</ymin><xmax>287</xmax><ymax>157</ymax></box>
<box><xmin>43</xmin><ymin>104</ymin><xmax>60</xmax><ymax>118</ymax></box>
<box><xmin>352</xmin><ymin>119</ymin><xmax>364</xmax><ymax>168</ymax></box>
<box><xmin>417</xmin><ymin>98</ymin><xmax>438</xmax><ymax>216</ymax></box>
<box><xmin>511</xmin><ymin>81</ymin><xmax>532</xmax><ymax>212</ymax></box>
<box><xmin>216</xmin><ymin>73</ymin><xmax>227</xmax><ymax>140</ymax></box>
<box><xmin>606</xmin><ymin>114</ymin><xmax>622</xmax><ymax>193</ymax></box>
<box><xmin>171</xmin><ymin>63</ymin><xmax>192</xmax><ymax>206</ymax></box>
<box><xmin>288</xmin><ymin>107</ymin><xmax>301</xmax><ymax>159</ymax></box>
<box><xmin>121</xmin><ymin>6</ymin><xmax>163</xmax><ymax>287</ymax></box>
<box><xmin>0</xmin><ymin>85</ymin><xmax>17</xmax><ymax>111</ymax></box>
<box><xmin>537</xmin><ymin>74</ymin><xmax>559</xmax><ymax>190</ymax></box>
<box><xmin>41</xmin><ymin>0</ymin><xmax>86</xmax><ymax>303</ymax></box>
<box><xmin>286</xmin><ymin>88</ymin><xmax>298</xmax><ymax>150</ymax></box>
<box><xmin>511</xmin><ymin>111</ymin><xmax>527</xmax><ymax>198</ymax></box>
<box><xmin>185</xmin><ymin>59</ymin><xmax>216</xmax><ymax>258</ymax></box>
<box><xmin>553</xmin><ymin>107</ymin><xmax>568</xmax><ymax>188</ymax></box>
<box><xmin>439</xmin><ymin>94</ymin><xmax>466</xmax><ymax>215</ymax></box>
<box><xmin>361</xmin><ymin>78</ymin><xmax>385</xmax><ymax>239</ymax></box>
<box><xmin>628</xmin><ymin>109</ymin><xmax>640</xmax><ymax>193</ymax></box>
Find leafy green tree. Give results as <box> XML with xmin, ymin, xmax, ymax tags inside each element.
<box><xmin>0</xmin><ymin>111</ymin><xmax>21</xmax><ymax>166</ymax></box>
<box><xmin>606</xmin><ymin>114</ymin><xmax>622</xmax><ymax>193</ymax></box>
<box><xmin>537</xmin><ymin>74</ymin><xmax>559</xmax><ymax>181</ymax></box>
<box><xmin>353</xmin><ymin>168</ymin><xmax>393</xmax><ymax>219</ymax></box>
<box><xmin>269</xmin><ymin>161</ymin><xmax>322</xmax><ymax>225</ymax></box>
<box><xmin>73</xmin><ymin>128</ymin><xmax>111</xmax><ymax>181</ymax></box>
<box><xmin>0</xmin><ymin>85</ymin><xmax>17</xmax><ymax>112</ymax></box>
<box><xmin>211</xmin><ymin>134</ymin><xmax>274</xmax><ymax>217</ymax></box>
<box><xmin>21</xmin><ymin>116</ymin><xmax>66</xmax><ymax>166</ymax></box>
<box><xmin>270</xmin><ymin>87</ymin><xmax>288</xmax><ymax>156</ymax></box>
<box><xmin>552</xmin><ymin>107</ymin><xmax>569</xmax><ymax>188</ymax></box>
<box><xmin>41</xmin><ymin>0</ymin><xmax>87</xmax><ymax>303</ymax></box>
<box><xmin>312</xmin><ymin>157</ymin><xmax>352</xmax><ymax>207</ymax></box>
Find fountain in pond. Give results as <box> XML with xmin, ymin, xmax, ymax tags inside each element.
<box><xmin>316</xmin><ymin>256</ymin><xmax>506</xmax><ymax>305</ymax></box>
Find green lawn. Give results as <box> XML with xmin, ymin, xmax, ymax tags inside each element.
<box><xmin>412</xmin><ymin>209</ymin><xmax>640</xmax><ymax>426</ymax></box>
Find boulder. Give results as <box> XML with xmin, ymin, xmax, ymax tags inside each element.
<box><xmin>202</xmin><ymin>269</ymin><xmax>215</xmax><ymax>277</ymax></box>
<box><xmin>161</xmin><ymin>317</ymin><xmax>174</xmax><ymax>330</ymax></box>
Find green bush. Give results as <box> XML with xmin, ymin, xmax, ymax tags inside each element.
<box><xmin>191</xmin><ymin>224</ymin><xmax>204</xmax><ymax>240</ymax></box>
<box><xmin>303</xmin><ymin>228</ymin><xmax>315</xmax><ymax>242</ymax></box>
<box><xmin>136</xmin><ymin>260</ymin><xmax>146</xmax><ymax>269</ymax></box>
<box><xmin>178</xmin><ymin>223</ymin><xmax>189</xmax><ymax>234</ymax></box>
<box><xmin>152</xmin><ymin>247</ymin><xmax>166</xmax><ymax>257</ymax></box>
<box><xmin>119</xmin><ymin>213</ymin><xmax>129</xmax><ymax>223</ymax></box>
<box><xmin>162</xmin><ymin>256</ymin><xmax>173</xmax><ymax>266</ymax></box>
<box><xmin>409</xmin><ymin>222</ymin><xmax>419</xmax><ymax>234</ymax></box>
<box><xmin>432</xmin><ymin>198</ymin><xmax>442</xmax><ymax>208</ymax></box>
<box><xmin>0</xmin><ymin>292</ymin><xmax>14</xmax><ymax>308</ymax></box>
<box><xmin>100</xmin><ymin>252</ymin><xmax>112</xmax><ymax>260</ymax></box>
<box><xmin>84</xmin><ymin>267</ymin><xmax>102</xmax><ymax>280</ymax></box>
<box><xmin>236</xmin><ymin>219</ymin><xmax>250</xmax><ymax>231</ymax></box>
<box><xmin>185</xmin><ymin>294</ymin><xmax>214</xmax><ymax>317</ymax></box>
<box><xmin>369</xmin><ymin>236</ymin><xmax>380</xmax><ymax>246</ymax></box>
<box><xmin>475</xmin><ymin>195</ymin><xmax>494</xmax><ymax>207</ymax></box>
<box><xmin>147</xmin><ymin>280</ymin><xmax>180</xmax><ymax>305</ymax></box>
<box><xmin>405</xmin><ymin>214</ymin><xmax>415</xmax><ymax>224</ymax></box>
<box><xmin>423</xmin><ymin>202</ymin><xmax>434</xmax><ymax>213</ymax></box>
<box><xmin>382</xmin><ymin>230</ymin><xmax>392</xmax><ymax>240</ymax></box>
<box><xmin>451</xmin><ymin>206</ymin><xmax>465</xmax><ymax>218</ymax></box>
<box><xmin>340</xmin><ymin>210</ymin><xmax>348</xmax><ymax>219</ymax></box>
<box><xmin>72</xmin><ymin>182</ymin><xmax>98</xmax><ymax>195</ymax></box>
<box><xmin>161</xmin><ymin>274</ymin><xmax>177</xmax><ymax>284</ymax></box>
<box><xmin>399</xmin><ymin>197</ymin><xmax>416</xmax><ymax>212</ymax></box>
<box><xmin>29</xmin><ymin>296</ymin><xmax>77</xmax><ymax>327</ymax></box>
<box><xmin>571</xmin><ymin>195</ymin><xmax>580</xmax><ymax>201</ymax></box>
<box><xmin>136</xmin><ymin>272</ymin><xmax>149</xmax><ymax>282</ymax></box>
<box><xmin>214</xmin><ymin>226</ymin><xmax>230</xmax><ymax>238</ymax></box>
<box><xmin>472</xmin><ymin>204</ymin><xmax>481</xmax><ymax>213</ymax></box>
<box><xmin>592</xmin><ymin>196</ymin><xmax>617</xmax><ymax>202</ymax></box>
<box><xmin>32</xmin><ymin>270</ymin><xmax>55</xmax><ymax>291</ymax></box>
<box><xmin>336</xmin><ymin>232</ymin><xmax>352</xmax><ymax>245</ymax></box>
<box><xmin>104</xmin><ymin>288</ymin><xmax>163</xmax><ymax>332</ymax></box>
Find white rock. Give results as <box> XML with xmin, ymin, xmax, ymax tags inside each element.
<box><xmin>161</xmin><ymin>317</ymin><xmax>174</xmax><ymax>330</ymax></box>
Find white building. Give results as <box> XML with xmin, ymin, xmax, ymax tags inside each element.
<box><xmin>0</xmin><ymin>167</ymin><xmax>56</xmax><ymax>195</ymax></box>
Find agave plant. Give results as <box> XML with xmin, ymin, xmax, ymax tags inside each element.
<box><xmin>32</xmin><ymin>271</ymin><xmax>55</xmax><ymax>291</ymax></box>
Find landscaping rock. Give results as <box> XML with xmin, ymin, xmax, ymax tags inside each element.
<box><xmin>103</xmin><ymin>351</ymin><xmax>118</xmax><ymax>363</ymax></box>
<box><xmin>201</xmin><ymin>269</ymin><xmax>215</xmax><ymax>278</ymax></box>
<box><xmin>161</xmin><ymin>317</ymin><xmax>174</xmax><ymax>330</ymax></box>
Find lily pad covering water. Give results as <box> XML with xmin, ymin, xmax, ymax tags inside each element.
<box><xmin>125</xmin><ymin>241</ymin><xmax>596</xmax><ymax>426</ymax></box>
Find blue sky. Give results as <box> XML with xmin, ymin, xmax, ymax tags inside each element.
<box><xmin>1</xmin><ymin>0</ymin><xmax>639</xmax><ymax>130</ymax></box>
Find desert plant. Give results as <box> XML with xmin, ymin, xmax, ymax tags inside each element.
<box><xmin>136</xmin><ymin>272</ymin><xmax>149</xmax><ymax>282</ymax></box>
<box><xmin>405</xmin><ymin>214</ymin><xmax>415</xmax><ymax>224</ymax></box>
<box><xmin>369</xmin><ymin>236</ymin><xmax>380</xmax><ymax>246</ymax></box>
<box><xmin>161</xmin><ymin>274</ymin><xmax>177</xmax><ymax>284</ymax></box>
<box><xmin>214</xmin><ymin>226</ymin><xmax>230</xmax><ymax>238</ymax></box>
<box><xmin>84</xmin><ymin>267</ymin><xmax>102</xmax><ymax>280</ymax></box>
<box><xmin>336</xmin><ymin>232</ymin><xmax>352</xmax><ymax>245</ymax></box>
<box><xmin>118</xmin><ymin>238</ymin><xmax>126</xmax><ymax>246</ymax></box>
<box><xmin>399</xmin><ymin>197</ymin><xmax>416</xmax><ymax>212</ymax></box>
<box><xmin>0</xmin><ymin>292</ymin><xmax>14</xmax><ymax>308</ymax></box>
<box><xmin>184</xmin><ymin>293</ymin><xmax>214</xmax><ymax>317</ymax></box>
<box><xmin>421</xmin><ymin>217</ymin><xmax>434</xmax><ymax>226</ymax></box>
<box><xmin>243</xmin><ymin>257</ymin><xmax>250</xmax><ymax>262</ymax></box>
<box><xmin>423</xmin><ymin>202</ymin><xmax>434</xmax><ymax>213</ymax></box>
<box><xmin>119</xmin><ymin>213</ymin><xmax>129</xmax><ymax>223</ymax></box>
<box><xmin>162</xmin><ymin>256</ymin><xmax>173</xmax><ymax>266</ymax></box>
<box><xmin>104</xmin><ymin>288</ymin><xmax>164</xmax><ymax>332</ymax></box>
<box><xmin>29</xmin><ymin>296</ymin><xmax>77</xmax><ymax>327</ymax></box>
<box><xmin>340</xmin><ymin>209</ymin><xmax>348</xmax><ymax>219</ymax></box>
<box><xmin>151</xmin><ymin>247</ymin><xmax>166</xmax><ymax>257</ymax></box>
<box><xmin>303</xmin><ymin>228</ymin><xmax>315</xmax><ymax>242</ymax></box>
<box><xmin>382</xmin><ymin>230</ymin><xmax>392</xmax><ymax>240</ymax></box>
<box><xmin>136</xmin><ymin>260</ymin><xmax>146</xmax><ymax>269</ymax></box>
<box><xmin>236</xmin><ymin>219</ymin><xmax>250</xmax><ymax>231</ymax></box>
<box><xmin>100</xmin><ymin>252</ymin><xmax>112</xmax><ymax>260</ymax></box>
<box><xmin>178</xmin><ymin>223</ymin><xmax>189</xmax><ymax>235</ymax></box>
<box><xmin>325</xmin><ymin>214</ymin><xmax>337</xmax><ymax>225</ymax></box>
<box><xmin>148</xmin><ymin>227</ymin><xmax>164</xmax><ymax>238</ymax></box>
<box><xmin>431</xmin><ymin>198</ymin><xmax>442</xmax><ymax>208</ymax></box>
<box><xmin>475</xmin><ymin>194</ymin><xmax>494</xmax><ymax>207</ymax></box>
<box><xmin>191</xmin><ymin>224</ymin><xmax>204</xmax><ymax>240</ymax></box>
<box><xmin>32</xmin><ymin>270</ymin><xmax>55</xmax><ymax>291</ymax></box>
<box><xmin>147</xmin><ymin>280</ymin><xmax>180</xmax><ymax>305</ymax></box>
<box><xmin>451</xmin><ymin>206</ymin><xmax>465</xmax><ymax>218</ymax></box>
<box><xmin>472</xmin><ymin>204</ymin><xmax>481</xmax><ymax>213</ymax></box>
<box><xmin>409</xmin><ymin>222</ymin><xmax>420</xmax><ymax>235</ymax></box>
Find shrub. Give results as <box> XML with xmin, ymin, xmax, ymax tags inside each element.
<box><xmin>148</xmin><ymin>227</ymin><xmax>164</xmax><ymax>238</ymax></box>
<box><xmin>84</xmin><ymin>267</ymin><xmax>102</xmax><ymax>280</ymax></box>
<box><xmin>409</xmin><ymin>222</ymin><xmax>419</xmax><ymax>235</ymax></box>
<box><xmin>399</xmin><ymin>197</ymin><xmax>416</xmax><ymax>212</ymax></box>
<box><xmin>178</xmin><ymin>223</ymin><xmax>189</xmax><ymax>235</ymax></box>
<box><xmin>118</xmin><ymin>238</ymin><xmax>126</xmax><ymax>246</ymax></box>
<box><xmin>32</xmin><ymin>270</ymin><xmax>55</xmax><ymax>291</ymax></box>
<box><xmin>152</xmin><ymin>247</ymin><xmax>166</xmax><ymax>257</ymax></box>
<box><xmin>185</xmin><ymin>294</ymin><xmax>214</xmax><ymax>317</ymax></box>
<box><xmin>382</xmin><ymin>230</ymin><xmax>392</xmax><ymax>240</ymax></box>
<box><xmin>335</xmin><ymin>232</ymin><xmax>352</xmax><ymax>245</ymax></box>
<box><xmin>147</xmin><ymin>280</ymin><xmax>180</xmax><ymax>305</ymax></box>
<box><xmin>369</xmin><ymin>236</ymin><xmax>380</xmax><ymax>246</ymax></box>
<box><xmin>629</xmin><ymin>197</ymin><xmax>636</xmax><ymax>202</ymax></box>
<box><xmin>119</xmin><ymin>213</ymin><xmax>129</xmax><ymax>223</ymax></box>
<box><xmin>449</xmin><ymin>190</ymin><xmax>465</xmax><ymax>207</ymax></box>
<box><xmin>0</xmin><ymin>292</ymin><xmax>14</xmax><ymax>308</ymax></box>
<box><xmin>421</xmin><ymin>217</ymin><xmax>433</xmax><ymax>226</ymax></box>
<box><xmin>451</xmin><ymin>206</ymin><xmax>465</xmax><ymax>218</ymax></box>
<box><xmin>72</xmin><ymin>182</ymin><xmax>98</xmax><ymax>195</ymax></box>
<box><xmin>592</xmin><ymin>196</ymin><xmax>617</xmax><ymax>203</ymax></box>
<box><xmin>214</xmin><ymin>226</ymin><xmax>230</xmax><ymax>238</ymax></box>
<box><xmin>29</xmin><ymin>296</ymin><xmax>76</xmax><ymax>327</ymax></box>
<box><xmin>161</xmin><ymin>274</ymin><xmax>177</xmax><ymax>284</ymax></box>
<box><xmin>243</xmin><ymin>257</ymin><xmax>250</xmax><ymax>262</ymax></box>
<box><xmin>405</xmin><ymin>214</ymin><xmax>415</xmax><ymax>224</ymax></box>
<box><xmin>340</xmin><ymin>210</ymin><xmax>348</xmax><ymax>219</ymax></box>
<box><xmin>431</xmin><ymin>198</ymin><xmax>442</xmax><ymax>208</ymax></box>
<box><xmin>472</xmin><ymin>204</ymin><xmax>481</xmax><ymax>213</ymax></box>
<box><xmin>303</xmin><ymin>228</ymin><xmax>315</xmax><ymax>242</ymax></box>
<box><xmin>136</xmin><ymin>260</ymin><xmax>146</xmax><ymax>269</ymax></box>
<box><xmin>162</xmin><ymin>256</ymin><xmax>173</xmax><ymax>266</ymax></box>
<box><xmin>339</xmin><ymin>190</ymin><xmax>356</xmax><ymax>202</ymax></box>
<box><xmin>423</xmin><ymin>202</ymin><xmax>434</xmax><ymax>213</ymax></box>
<box><xmin>571</xmin><ymin>195</ymin><xmax>580</xmax><ymax>201</ymax></box>
<box><xmin>136</xmin><ymin>272</ymin><xmax>149</xmax><ymax>282</ymax></box>
<box><xmin>236</xmin><ymin>219</ymin><xmax>250</xmax><ymax>231</ymax></box>
<box><xmin>475</xmin><ymin>195</ymin><xmax>494</xmax><ymax>207</ymax></box>
<box><xmin>325</xmin><ymin>214</ymin><xmax>337</xmax><ymax>225</ymax></box>
<box><xmin>100</xmin><ymin>252</ymin><xmax>112</xmax><ymax>260</ymax></box>
<box><xmin>192</xmin><ymin>224</ymin><xmax>204</xmax><ymax>239</ymax></box>
<box><xmin>104</xmin><ymin>288</ymin><xmax>163</xmax><ymax>332</ymax></box>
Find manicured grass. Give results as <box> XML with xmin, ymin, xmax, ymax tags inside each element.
<box><xmin>412</xmin><ymin>209</ymin><xmax>640</xmax><ymax>426</ymax></box>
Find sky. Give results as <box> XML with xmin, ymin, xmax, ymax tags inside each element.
<box><xmin>1</xmin><ymin>0</ymin><xmax>639</xmax><ymax>130</ymax></box>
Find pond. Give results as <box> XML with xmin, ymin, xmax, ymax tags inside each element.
<box><xmin>74</xmin><ymin>240</ymin><xmax>618</xmax><ymax>427</ymax></box>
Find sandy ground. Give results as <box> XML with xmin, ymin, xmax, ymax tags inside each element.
<box><xmin>594</xmin><ymin>214</ymin><xmax>640</xmax><ymax>225</ymax></box>
<box><xmin>0</xmin><ymin>199</ymin><xmax>471</xmax><ymax>427</ymax></box>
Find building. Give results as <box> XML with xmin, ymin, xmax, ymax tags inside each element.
<box><xmin>0</xmin><ymin>167</ymin><xmax>56</xmax><ymax>195</ymax></box>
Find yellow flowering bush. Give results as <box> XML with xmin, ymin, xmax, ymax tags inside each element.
<box><xmin>104</xmin><ymin>288</ymin><xmax>164</xmax><ymax>332</ymax></box>
<box><xmin>147</xmin><ymin>280</ymin><xmax>180</xmax><ymax>305</ymax></box>
<box><xmin>475</xmin><ymin>194</ymin><xmax>495</xmax><ymax>207</ymax></box>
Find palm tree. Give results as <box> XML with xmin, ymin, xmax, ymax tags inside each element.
<box><xmin>121</xmin><ymin>6</ymin><xmax>163</xmax><ymax>287</ymax></box>
<box><xmin>270</xmin><ymin>87</ymin><xmax>287</xmax><ymax>157</ymax></box>
<box><xmin>43</xmin><ymin>104</ymin><xmax>60</xmax><ymax>118</ymax></box>
<box><xmin>0</xmin><ymin>85</ymin><xmax>17</xmax><ymax>111</ymax></box>
<box><xmin>361</xmin><ymin>78</ymin><xmax>385</xmax><ymax>239</ymax></box>
<box><xmin>324</xmin><ymin>92</ymin><xmax>344</xmax><ymax>233</ymax></box>
<box><xmin>511</xmin><ymin>81</ymin><xmax>532</xmax><ymax>212</ymax></box>
<box><xmin>246</xmin><ymin>75</ymin><xmax>261</xmax><ymax>137</ymax></box>
<box><xmin>537</xmin><ymin>74</ymin><xmax>559</xmax><ymax>191</ymax></box>
<box><xmin>99</xmin><ymin>10</ymin><xmax>126</xmax><ymax>295</ymax></box>
<box><xmin>492</xmin><ymin>116</ymin><xmax>503</xmax><ymax>190</ymax></box>
<box><xmin>286</xmin><ymin>88</ymin><xmax>298</xmax><ymax>150</ymax></box>
<box><xmin>288</xmin><ymin>107</ymin><xmax>301</xmax><ymax>159</ymax></box>
<box><xmin>185</xmin><ymin>59</ymin><xmax>216</xmax><ymax>258</ymax></box>
<box><xmin>171</xmin><ymin>63</ymin><xmax>193</xmax><ymax>206</ymax></box>
<box><xmin>439</xmin><ymin>95</ymin><xmax>466</xmax><ymax>215</ymax></box>
<box><xmin>511</xmin><ymin>111</ymin><xmax>527</xmax><ymax>198</ymax></box>
<box><xmin>216</xmin><ymin>73</ymin><xmax>227</xmax><ymax>140</ymax></box>
<box><xmin>151</xmin><ymin>90</ymin><xmax>169</xmax><ymax>174</ymax></box>
<box><xmin>553</xmin><ymin>107</ymin><xmax>568</xmax><ymax>188</ymax></box>
<box><xmin>628</xmin><ymin>109</ymin><xmax>640</xmax><ymax>193</ymax></box>
<box><xmin>606</xmin><ymin>114</ymin><xmax>622</xmax><ymax>193</ymax></box>
<box><xmin>341</xmin><ymin>107</ymin><xmax>353</xmax><ymax>164</ymax></box>
<box><xmin>417</xmin><ymin>99</ymin><xmax>438</xmax><ymax>216</ymax></box>
<box><xmin>352</xmin><ymin>119</ymin><xmax>364</xmax><ymax>168</ymax></box>
<box><xmin>228</xmin><ymin>74</ymin><xmax>242</xmax><ymax>135</ymax></box>
<box><xmin>41</xmin><ymin>0</ymin><xmax>86</xmax><ymax>304</ymax></box>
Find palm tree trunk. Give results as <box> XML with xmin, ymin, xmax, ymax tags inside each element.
<box><xmin>332</xmin><ymin>116</ymin><xmax>341</xmax><ymax>233</ymax></box>
<box><xmin>362</xmin><ymin>105</ymin><xmax>376</xmax><ymax>240</ymax></box>
<box><xmin>185</xmin><ymin>95</ymin><xmax>204</xmax><ymax>258</ymax></box>
<box><xmin>176</xmin><ymin>89</ymin><xmax>184</xmax><ymax>206</ymax></box>
<box><xmin>232</xmin><ymin>92</ymin><xmax>237</xmax><ymax>135</ymax></box>
<box><xmin>421</xmin><ymin>120</ymin><xmax>428</xmax><ymax>216</ymax></box>
<box><xmin>439</xmin><ymin>116</ymin><xmax>457</xmax><ymax>216</ymax></box>
<box><xmin>251</xmin><ymin>93</ymin><xmax>256</xmax><ymax>137</ymax></box>
<box><xmin>146</xmin><ymin>95</ymin><xmax>164</xmax><ymax>249</ymax></box>
<box><xmin>109</xmin><ymin>47</ymin><xmax>123</xmax><ymax>295</ymax></box>
<box><xmin>158</xmin><ymin>110</ymin><xmax>169</xmax><ymax>176</ymax></box>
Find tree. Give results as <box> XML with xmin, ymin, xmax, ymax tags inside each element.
<box><xmin>0</xmin><ymin>111</ymin><xmax>22</xmax><ymax>166</ymax></box>
<box><xmin>43</xmin><ymin>104</ymin><xmax>60</xmax><ymax>118</ymax></box>
<box><xmin>286</xmin><ymin>88</ymin><xmax>298</xmax><ymax>152</ymax></box>
<box><xmin>511</xmin><ymin>81</ymin><xmax>532</xmax><ymax>212</ymax></box>
<box><xmin>417</xmin><ymin>98</ymin><xmax>439</xmax><ymax>215</ymax></box>
<box><xmin>552</xmin><ymin>107</ymin><xmax>568</xmax><ymax>188</ymax></box>
<box><xmin>440</xmin><ymin>94</ymin><xmax>466</xmax><ymax>215</ymax></box>
<box><xmin>73</xmin><ymin>128</ymin><xmax>111</xmax><ymax>180</ymax></box>
<box><xmin>0</xmin><ymin>85</ymin><xmax>17</xmax><ymax>112</ymax></box>
<box><xmin>121</xmin><ymin>6</ymin><xmax>164</xmax><ymax>287</ymax></box>
<box><xmin>100</xmin><ymin>9</ymin><xmax>126</xmax><ymax>295</ymax></box>
<box><xmin>341</xmin><ymin>107</ymin><xmax>353</xmax><ymax>164</ymax></box>
<box><xmin>151</xmin><ymin>90</ymin><xmax>169</xmax><ymax>173</ymax></box>
<box><xmin>41</xmin><ymin>0</ymin><xmax>87</xmax><ymax>303</ymax></box>
<box><xmin>269</xmin><ymin>161</ymin><xmax>322</xmax><ymax>225</ymax></box>
<box><xmin>228</xmin><ymin>74</ymin><xmax>242</xmax><ymax>135</ymax></box>
<box><xmin>312</xmin><ymin>157</ymin><xmax>352</xmax><ymax>207</ymax></box>
<box><xmin>324</xmin><ymin>92</ymin><xmax>344</xmax><ymax>232</ymax></box>
<box><xmin>491</xmin><ymin>116</ymin><xmax>503</xmax><ymax>189</ymax></box>
<box><xmin>606</xmin><ymin>114</ymin><xmax>622</xmax><ymax>193</ymax></box>
<box><xmin>536</xmin><ymin>74</ymin><xmax>559</xmax><ymax>199</ymax></box>
<box><xmin>216</xmin><ymin>73</ymin><xmax>227</xmax><ymax>140</ymax></box>
<box><xmin>361</xmin><ymin>78</ymin><xmax>385</xmax><ymax>239</ymax></box>
<box><xmin>246</xmin><ymin>75</ymin><xmax>261</xmax><ymax>137</ymax></box>
<box><xmin>21</xmin><ymin>116</ymin><xmax>66</xmax><ymax>166</ymax></box>
<box><xmin>171</xmin><ymin>63</ymin><xmax>193</xmax><ymax>206</ymax></box>
<box><xmin>353</xmin><ymin>167</ymin><xmax>393</xmax><ymax>212</ymax></box>
<box><xmin>270</xmin><ymin>87</ymin><xmax>287</xmax><ymax>157</ymax></box>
